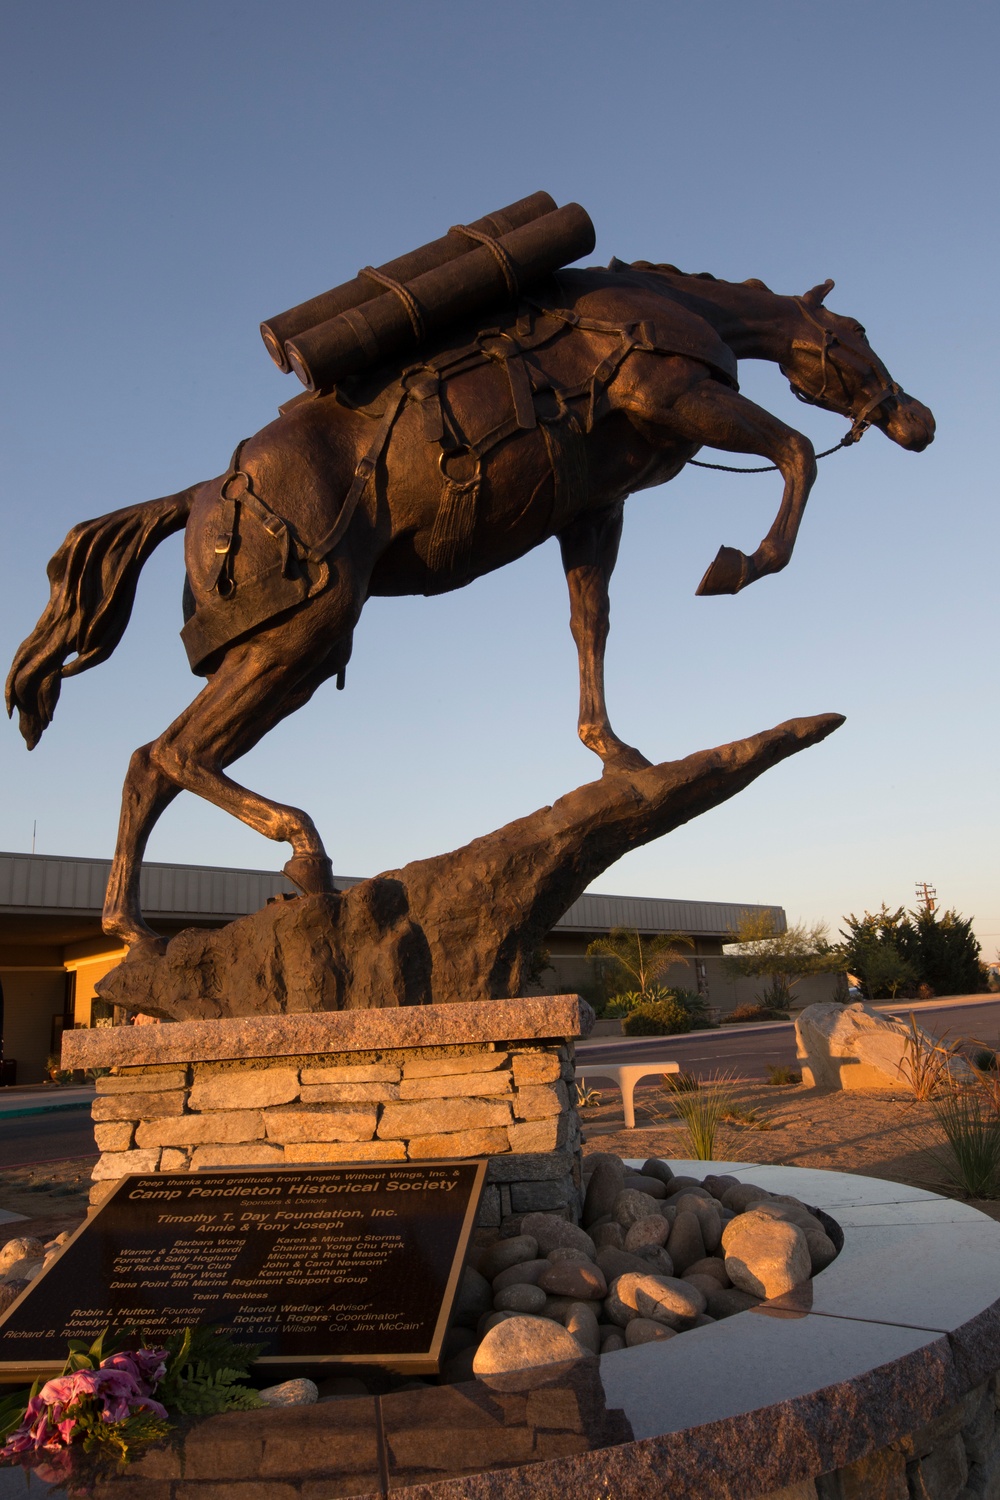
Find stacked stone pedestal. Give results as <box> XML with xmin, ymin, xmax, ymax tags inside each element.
<box><xmin>61</xmin><ymin>996</ymin><xmax>592</xmax><ymax>1230</ymax></box>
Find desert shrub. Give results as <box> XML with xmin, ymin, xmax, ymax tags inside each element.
<box><xmin>722</xmin><ymin>1102</ymin><xmax>772</xmax><ymax>1130</ymax></box>
<box><xmin>722</xmin><ymin>1003</ymin><xmax>790</xmax><ymax>1024</ymax></box>
<box><xmin>766</xmin><ymin>1065</ymin><xmax>801</xmax><ymax>1085</ymax></box>
<box><xmin>662</xmin><ymin>1071</ymin><xmax>699</xmax><ymax>1093</ymax></box>
<box><xmin>622</xmin><ymin>998</ymin><xmax>693</xmax><ymax>1036</ymax></box>
<box><xmin>670</xmin><ymin>988</ymin><xmax>715</xmax><ymax>1029</ymax></box>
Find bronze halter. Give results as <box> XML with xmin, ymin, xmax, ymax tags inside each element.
<box><xmin>689</xmin><ymin>302</ymin><xmax>901</xmax><ymax>475</ymax></box>
<box><xmin>787</xmin><ymin>297</ymin><xmax>901</xmax><ymax>443</ymax></box>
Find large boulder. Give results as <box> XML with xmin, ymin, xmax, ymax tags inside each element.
<box><xmin>795</xmin><ymin>1001</ymin><xmax>973</xmax><ymax>1091</ymax></box>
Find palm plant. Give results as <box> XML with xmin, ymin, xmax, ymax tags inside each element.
<box><xmin>587</xmin><ymin>926</ymin><xmax>693</xmax><ymax>1004</ymax></box>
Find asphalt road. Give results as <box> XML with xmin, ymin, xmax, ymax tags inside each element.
<box><xmin>0</xmin><ymin>997</ymin><xmax>997</xmax><ymax>1170</ymax></box>
<box><xmin>0</xmin><ymin>1107</ymin><xmax>97</xmax><ymax>1170</ymax></box>
<box><xmin>575</xmin><ymin>996</ymin><xmax>1000</xmax><ymax>1081</ymax></box>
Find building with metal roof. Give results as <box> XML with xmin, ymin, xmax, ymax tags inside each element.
<box><xmin>0</xmin><ymin>850</ymin><xmax>794</xmax><ymax>1083</ymax></box>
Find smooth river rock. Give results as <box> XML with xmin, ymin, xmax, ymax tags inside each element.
<box><xmin>454</xmin><ymin>1266</ymin><xmax>494</xmax><ymax>1327</ymax></box>
<box><xmin>472</xmin><ymin>1315</ymin><xmax>588</xmax><ymax>1379</ymax></box>
<box><xmin>640</xmin><ymin>1158</ymin><xmax>674</xmax><ymax>1185</ymax></box>
<box><xmin>259</xmin><ymin>1378</ymin><xmax>318</xmax><ymax>1407</ymax></box>
<box><xmin>605</xmin><ymin>1272</ymin><xmax>706</xmax><ymax>1329</ymax></box>
<box><xmin>479</xmin><ymin>1235</ymin><xmax>539</xmax><ymax>1281</ymax></box>
<box><xmin>624</xmin><ymin>1215</ymin><xmax>670</xmax><ymax>1254</ymax></box>
<box><xmin>565</xmin><ymin>1304</ymin><xmax>601</xmax><ymax>1355</ymax></box>
<box><xmin>537</xmin><ymin>1260</ymin><xmax>607</xmax><ymax>1301</ymax></box>
<box><xmin>519</xmin><ymin>1213</ymin><xmax>596</xmax><ymax>1259</ymax></box>
<box><xmin>666</xmin><ymin>1210</ymin><xmax>707</xmax><ymax>1273</ymax></box>
<box><xmin>613</xmin><ymin>1189</ymin><xmax>663</xmax><ymax>1229</ymax></box>
<box><xmin>0</xmin><ymin>1238</ymin><xmax>44</xmax><ymax>1277</ymax></box>
<box><xmin>582</xmin><ymin>1159</ymin><xmax>625</xmax><ymax>1226</ymax></box>
<box><xmin>494</xmin><ymin>1282</ymin><xmax>548</xmax><ymax>1315</ymax></box>
<box><xmin>722</xmin><ymin>1210</ymin><xmax>811</xmax><ymax>1299</ymax></box>
<box><xmin>625</xmin><ymin>1318</ymin><xmax>677</xmax><ymax>1347</ymax></box>
<box><xmin>491</xmin><ymin>1258</ymin><xmax>550</xmax><ymax>1293</ymax></box>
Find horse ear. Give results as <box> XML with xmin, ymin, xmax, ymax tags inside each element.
<box><xmin>802</xmin><ymin>278</ymin><xmax>835</xmax><ymax>307</ymax></box>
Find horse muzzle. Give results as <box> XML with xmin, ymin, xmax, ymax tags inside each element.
<box><xmin>881</xmin><ymin>392</ymin><xmax>936</xmax><ymax>451</ymax></box>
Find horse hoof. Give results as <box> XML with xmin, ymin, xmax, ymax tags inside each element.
<box><xmin>696</xmin><ymin>546</ymin><xmax>751</xmax><ymax>596</ymax></box>
<box><xmin>283</xmin><ymin>853</ymin><xmax>336</xmax><ymax>896</ymax></box>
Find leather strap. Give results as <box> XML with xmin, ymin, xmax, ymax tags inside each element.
<box><xmin>304</xmin><ymin>388</ymin><xmax>408</xmax><ymax>563</ymax></box>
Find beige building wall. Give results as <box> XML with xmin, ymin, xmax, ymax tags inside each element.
<box><xmin>542</xmin><ymin>952</ymin><xmax>843</xmax><ymax>1016</ymax></box>
<box><xmin>0</xmin><ymin>970</ymin><xmax>67</xmax><ymax>1083</ymax></box>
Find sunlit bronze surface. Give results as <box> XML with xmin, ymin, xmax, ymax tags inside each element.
<box><xmin>7</xmin><ymin>249</ymin><xmax>934</xmax><ymax>976</ymax></box>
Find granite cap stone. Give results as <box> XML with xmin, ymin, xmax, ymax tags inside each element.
<box><xmin>61</xmin><ymin>994</ymin><xmax>594</xmax><ymax>1070</ymax></box>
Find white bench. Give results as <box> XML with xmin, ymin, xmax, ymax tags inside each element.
<box><xmin>575</xmin><ymin>1060</ymin><xmax>680</xmax><ymax>1129</ymax></box>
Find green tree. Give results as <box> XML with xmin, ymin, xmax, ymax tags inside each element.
<box><xmin>903</xmin><ymin>907</ymin><xmax>984</xmax><ymax>997</ymax></box>
<box><xmin>839</xmin><ymin>906</ymin><xmax>917</xmax><ymax>1000</ymax></box>
<box><xmin>852</xmin><ymin>941</ymin><xmax>918</xmax><ymax>1000</ymax></box>
<box><xmin>722</xmin><ymin>911</ymin><xmax>836</xmax><ymax>1010</ymax></box>
<box><xmin>840</xmin><ymin>903</ymin><xmax>985</xmax><ymax>999</ymax></box>
<box><xmin>586</xmin><ymin>927</ymin><xmax>693</xmax><ymax>1002</ymax></box>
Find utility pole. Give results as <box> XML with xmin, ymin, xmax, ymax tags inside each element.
<box><xmin>915</xmin><ymin>881</ymin><xmax>937</xmax><ymax>914</ymax></box>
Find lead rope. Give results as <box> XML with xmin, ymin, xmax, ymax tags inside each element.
<box><xmin>688</xmin><ymin>431</ymin><xmax>857</xmax><ymax>474</ymax></box>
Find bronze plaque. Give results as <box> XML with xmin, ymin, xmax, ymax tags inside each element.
<box><xmin>0</xmin><ymin>1161</ymin><xmax>486</xmax><ymax>1379</ymax></box>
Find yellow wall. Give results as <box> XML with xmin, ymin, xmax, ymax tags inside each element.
<box><xmin>65</xmin><ymin>951</ymin><xmax>128</xmax><ymax>1026</ymax></box>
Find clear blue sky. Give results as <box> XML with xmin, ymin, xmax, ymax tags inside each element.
<box><xmin>1</xmin><ymin>2</ymin><xmax>996</xmax><ymax>954</ymax></box>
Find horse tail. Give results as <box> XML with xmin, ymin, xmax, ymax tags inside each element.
<box><xmin>6</xmin><ymin>486</ymin><xmax>200</xmax><ymax>749</ymax></box>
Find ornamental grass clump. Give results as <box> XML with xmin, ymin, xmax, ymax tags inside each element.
<box><xmin>665</xmin><ymin>1071</ymin><xmax>738</xmax><ymax>1159</ymax></box>
<box><xmin>897</xmin><ymin>1013</ymin><xmax>962</xmax><ymax>1100</ymax></box>
<box><xmin>931</xmin><ymin>1087</ymin><xmax>1000</xmax><ymax>1199</ymax></box>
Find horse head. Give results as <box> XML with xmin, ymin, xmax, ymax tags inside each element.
<box><xmin>781</xmin><ymin>280</ymin><xmax>935</xmax><ymax>452</ymax></box>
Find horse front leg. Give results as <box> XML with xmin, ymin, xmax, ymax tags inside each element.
<box><xmin>659</xmin><ymin>380</ymin><xmax>817</xmax><ymax>595</ymax></box>
<box><xmin>559</xmin><ymin>506</ymin><xmax>651</xmax><ymax>775</ymax></box>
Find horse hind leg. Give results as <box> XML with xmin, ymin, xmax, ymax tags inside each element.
<box><xmin>103</xmin><ymin>746</ymin><xmax>183</xmax><ymax>950</ymax></box>
<box><xmin>103</xmin><ymin>614</ymin><xmax>354</xmax><ymax>948</ymax></box>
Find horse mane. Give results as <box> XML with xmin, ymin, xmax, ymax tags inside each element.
<box><xmin>630</xmin><ymin>261</ymin><xmax>773</xmax><ymax>293</ymax></box>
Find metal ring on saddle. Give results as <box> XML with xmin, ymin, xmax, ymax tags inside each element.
<box><xmin>219</xmin><ymin>470</ymin><xmax>251</xmax><ymax>503</ymax></box>
<box><xmin>438</xmin><ymin>443</ymin><xmax>480</xmax><ymax>487</ymax></box>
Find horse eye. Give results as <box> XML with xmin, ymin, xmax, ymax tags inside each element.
<box><xmin>853</xmin><ymin>324</ymin><xmax>867</xmax><ymax>338</ymax></box>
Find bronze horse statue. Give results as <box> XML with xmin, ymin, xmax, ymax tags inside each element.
<box><xmin>7</xmin><ymin>261</ymin><xmax>934</xmax><ymax>952</ymax></box>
